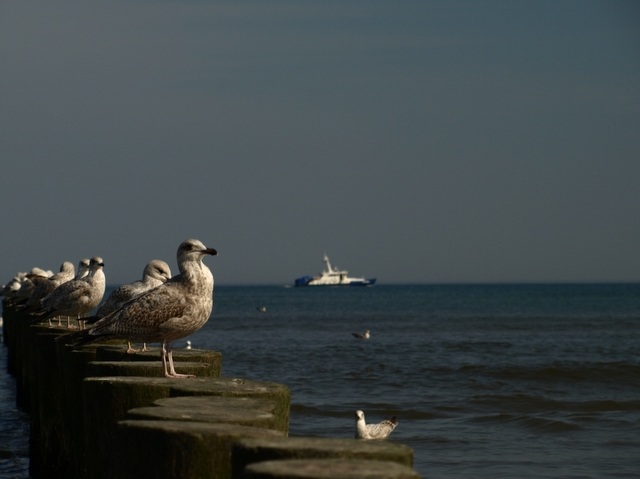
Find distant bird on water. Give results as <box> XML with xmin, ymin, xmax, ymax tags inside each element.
<box><xmin>355</xmin><ymin>410</ymin><xmax>398</xmax><ymax>440</ymax></box>
<box><xmin>352</xmin><ymin>330</ymin><xmax>370</xmax><ymax>339</ymax></box>
<box><xmin>62</xmin><ymin>239</ymin><xmax>217</xmax><ymax>378</ymax></box>
<box><xmin>87</xmin><ymin>259</ymin><xmax>172</xmax><ymax>352</ymax></box>
<box><xmin>256</xmin><ymin>306</ymin><xmax>266</xmax><ymax>312</ymax></box>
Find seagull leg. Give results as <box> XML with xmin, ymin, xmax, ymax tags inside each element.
<box><xmin>165</xmin><ymin>342</ymin><xmax>194</xmax><ymax>378</ymax></box>
<box><xmin>161</xmin><ymin>341</ymin><xmax>169</xmax><ymax>377</ymax></box>
<box><xmin>126</xmin><ymin>341</ymin><xmax>140</xmax><ymax>354</ymax></box>
<box><xmin>141</xmin><ymin>343</ymin><xmax>149</xmax><ymax>352</ymax></box>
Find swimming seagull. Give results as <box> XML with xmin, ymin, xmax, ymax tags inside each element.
<box><xmin>86</xmin><ymin>259</ymin><xmax>172</xmax><ymax>352</ymax></box>
<box><xmin>352</xmin><ymin>330</ymin><xmax>370</xmax><ymax>339</ymax></box>
<box><xmin>355</xmin><ymin>410</ymin><xmax>398</xmax><ymax>440</ymax></box>
<box><xmin>62</xmin><ymin>239</ymin><xmax>217</xmax><ymax>378</ymax></box>
<box><xmin>34</xmin><ymin>257</ymin><xmax>105</xmax><ymax>329</ymax></box>
<box><xmin>256</xmin><ymin>306</ymin><xmax>266</xmax><ymax>312</ymax></box>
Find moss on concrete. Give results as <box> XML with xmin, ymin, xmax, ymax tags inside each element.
<box><xmin>169</xmin><ymin>378</ymin><xmax>291</xmax><ymax>434</ymax></box>
<box><xmin>87</xmin><ymin>360</ymin><xmax>216</xmax><ymax>378</ymax></box>
<box><xmin>240</xmin><ymin>458</ymin><xmax>421</xmax><ymax>479</ymax></box>
<box><xmin>154</xmin><ymin>396</ymin><xmax>277</xmax><ymax>414</ymax></box>
<box><xmin>232</xmin><ymin>436</ymin><xmax>414</xmax><ymax>477</ymax></box>
<box><xmin>127</xmin><ymin>404</ymin><xmax>277</xmax><ymax>430</ymax></box>
<box><xmin>115</xmin><ymin>420</ymin><xmax>284</xmax><ymax>479</ymax></box>
<box><xmin>95</xmin><ymin>345</ymin><xmax>222</xmax><ymax>376</ymax></box>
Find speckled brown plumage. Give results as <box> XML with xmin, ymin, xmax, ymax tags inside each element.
<box><xmin>95</xmin><ymin>259</ymin><xmax>172</xmax><ymax>319</ymax></box>
<box><xmin>63</xmin><ymin>239</ymin><xmax>217</xmax><ymax>378</ymax></box>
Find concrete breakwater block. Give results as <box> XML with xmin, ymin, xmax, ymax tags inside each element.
<box><xmin>127</xmin><ymin>398</ymin><xmax>278</xmax><ymax>430</ymax></box>
<box><xmin>87</xmin><ymin>360</ymin><xmax>216</xmax><ymax>378</ymax></box>
<box><xmin>3</xmin><ymin>303</ymin><xmax>20</xmax><ymax>374</ymax></box>
<box><xmin>240</xmin><ymin>458</ymin><xmax>421</xmax><ymax>479</ymax></box>
<box><xmin>82</xmin><ymin>376</ymin><xmax>291</xmax><ymax>479</ymax></box>
<box><xmin>115</xmin><ymin>420</ymin><xmax>285</xmax><ymax>479</ymax></box>
<box><xmin>95</xmin><ymin>345</ymin><xmax>223</xmax><ymax>376</ymax></box>
<box><xmin>168</xmin><ymin>377</ymin><xmax>291</xmax><ymax>434</ymax></box>
<box><xmin>154</xmin><ymin>395</ymin><xmax>277</xmax><ymax>413</ymax></box>
<box><xmin>29</xmin><ymin>328</ymin><xmax>70</xmax><ymax>478</ymax></box>
<box><xmin>232</xmin><ymin>437</ymin><xmax>414</xmax><ymax>478</ymax></box>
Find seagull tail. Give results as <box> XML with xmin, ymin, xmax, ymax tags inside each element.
<box><xmin>80</xmin><ymin>314</ymin><xmax>100</xmax><ymax>326</ymax></box>
<box><xmin>55</xmin><ymin>328</ymin><xmax>103</xmax><ymax>348</ymax></box>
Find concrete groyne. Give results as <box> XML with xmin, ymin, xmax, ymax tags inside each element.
<box><xmin>2</xmin><ymin>302</ymin><xmax>420</xmax><ymax>479</ymax></box>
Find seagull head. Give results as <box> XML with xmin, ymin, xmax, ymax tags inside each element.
<box><xmin>89</xmin><ymin>257</ymin><xmax>105</xmax><ymax>269</ymax></box>
<box><xmin>60</xmin><ymin>261</ymin><xmax>75</xmax><ymax>274</ymax></box>
<box><xmin>144</xmin><ymin>260</ymin><xmax>172</xmax><ymax>282</ymax></box>
<box><xmin>178</xmin><ymin>239</ymin><xmax>218</xmax><ymax>263</ymax></box>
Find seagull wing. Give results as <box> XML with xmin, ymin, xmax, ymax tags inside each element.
<box><xmin>366</xmin><ymin>417</ymin><xmax>398</xmax><ymax>439</ymax></box>
<box><xmin>89</xmin><ymin>282</ymin><xmax>190</xmax><ymax>341</ymax></box>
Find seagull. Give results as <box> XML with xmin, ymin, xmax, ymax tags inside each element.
<box><xmin>62</xmin><ymin>239</ymin><xmax>217</xmax><ymax>378</ymax></box>
<box><xmin>21</xmin><ymin>262</ymin><xmax>76</xmax><ymax>318</ymax></box>
<box><xmin>76</xmin><ymin>258</ymin><xmax>91</xmax><ymax>279</ymax></box>
<box><xmin>34</xmin><ymin>257</ymin><xmax>105</xmax><ymax>329</ymax></box>
<box><xmin>87</xmin><ymin>259</ymin><xmax>172</xmax><ymax>352</ymax></box>
<box><xmin>256</xmin><ymin>306</ymin><xmax>266</xmax><ymax>312</ymax></box>
<box><xmin>352</xmin><ymin>330</ymin><xmax>370</xmax><ymax>339</ymax></box>
<box><xmin>12</xmin><ymin>268</ymin><xmax>50</xmax><ymax>304</ymax></box>
<box><xmin>56</xmin><ymin>258</ymin><xmax>91</xmax><ymax>327</ymax></box>
<box><xmin>355</xmin><ymin>410</ymin><xmax>398</xmax><ymax>440</ymax></box>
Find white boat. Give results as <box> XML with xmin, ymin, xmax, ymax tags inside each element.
<box><xmin>294</xmin><ymin>255</ymin><xmax>376</xmax><ymax>287</ymax></box>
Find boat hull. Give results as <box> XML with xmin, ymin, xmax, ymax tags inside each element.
<box><xmin>294</xmin><ymin>255</ymin><xmax>376</xmax><ymax>287</ymax></box>
<box><xmin>294</xmin><ymin>278</ymin><xmax>376</xmax><ymax>287</ymax></box>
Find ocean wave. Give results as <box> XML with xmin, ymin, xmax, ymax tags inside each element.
<box><xmin>470</xmin><ymin>413</ymin><xmax>584</xmax><ymax>433</ymax></box>
<box><xmin>470</xmin><ymin>393</ymin><xmax>640</xmax><ymax>413</ymax></box>
<box><xmin>454</xmin><ymin>361</ymin><xmax>640</xmax><ymax>385</ymax></box>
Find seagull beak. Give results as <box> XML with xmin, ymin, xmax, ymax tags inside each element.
<box><xmin>204</xmin><ymin>248</ymin><xmax>218</xmax><ymax>256</ymax></box>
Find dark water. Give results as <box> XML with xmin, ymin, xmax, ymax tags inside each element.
<box><xmin>0</xmin><ymin>330</ymin><xmax>30</xmax><ymax>478</ymax></box>
<box><xmin>3</xmin><ymin>284</ymin><xmax>640</xmax><ymax>478</ymax></box>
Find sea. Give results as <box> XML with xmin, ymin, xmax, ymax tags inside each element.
<box><xmin>1</xmin><ymin>283</ymin><xmax>640</xmax><ymax>478</ymax></box>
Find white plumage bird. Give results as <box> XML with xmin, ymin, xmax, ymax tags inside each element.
<box><xmin>355</xmin><ymin>410</ymin><xmax>398</xmax><ymax>440</ymax></box>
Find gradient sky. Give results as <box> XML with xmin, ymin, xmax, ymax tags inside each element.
<box><xmin>1</xmin><ymin>1</ymin><xmax>639</xmax><ymax>286</ymax></box>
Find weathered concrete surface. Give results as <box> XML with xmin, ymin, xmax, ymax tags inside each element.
<box><xmin>95</xmin><ymin>345</ymin><xmax>222</xmax><ymax>376</ymax></box>
<box><xmin>55</xmin><ymin>337</ymin><xmax>126</xmax><ymax>478</ymax></box>
<box><xmin>134</xmin><ymin>396</ymin><xmax>279</xmax><ymax>432</ymax></box>
<box><xmin>82</xmin><ymin>376</ymin><xmax>290</xmax><ymax>479</ymax></box>
<box><xmin>240</xmin><ymin>458</ymin><xmax>421</xmax><ymax>479</ymax></box>
<box><xmin>29</xmin><ymin>327</ymin><xmax>68</xmax><ymax>478</ymax></box>
<box><xmin>232</xmin><ymin>437</ymin><xmax>414</xmax><ymax>478</ymax></box>
<box><xmin>154</xmin><ymin>395</ymin><xmax>277</xmax><ymax>413</ymax></box>
<box><xmin>168</xmin><ymin>377</ymin><xmax>291</xmax><ymax>434</ymax></box>
<box><xmin>87</xmin><ymin>360</ymin><xmax>216</xmax><ymax>378</ymax></box>
<box><xmin>115</xmin><ymin>420</ymin><xmax>285</xmax><ymax>479</ymax></box>
<box><xmin>127</xmin><ymin>403</ymin><xmax>277</xmax><ymax>430</ymax></box>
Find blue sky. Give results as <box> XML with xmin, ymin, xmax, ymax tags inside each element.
<box><xmin>1</xmin><ymin>1</ymin><xmax>639</xmax><ymax>285</ymax></box>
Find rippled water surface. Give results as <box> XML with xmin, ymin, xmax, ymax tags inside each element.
<box><xmin>0</xmin><ymin>336</ymin><xmax>30</xmax><ymax>478</ymax></box>
<box><xmin>192</xmin><ymin>284</ymin><xmax>640</xmax><ymax>479</ymax></box>
<box><xmin>2</xmin><ymin>283</ymin><xmax>640</xmax><ymax>478</ymax></box>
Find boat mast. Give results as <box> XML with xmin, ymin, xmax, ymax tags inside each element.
<box><xmin>323</xmin><ymin>253</ymin><xmax>334</xmax><ymax>273</ymax></box>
